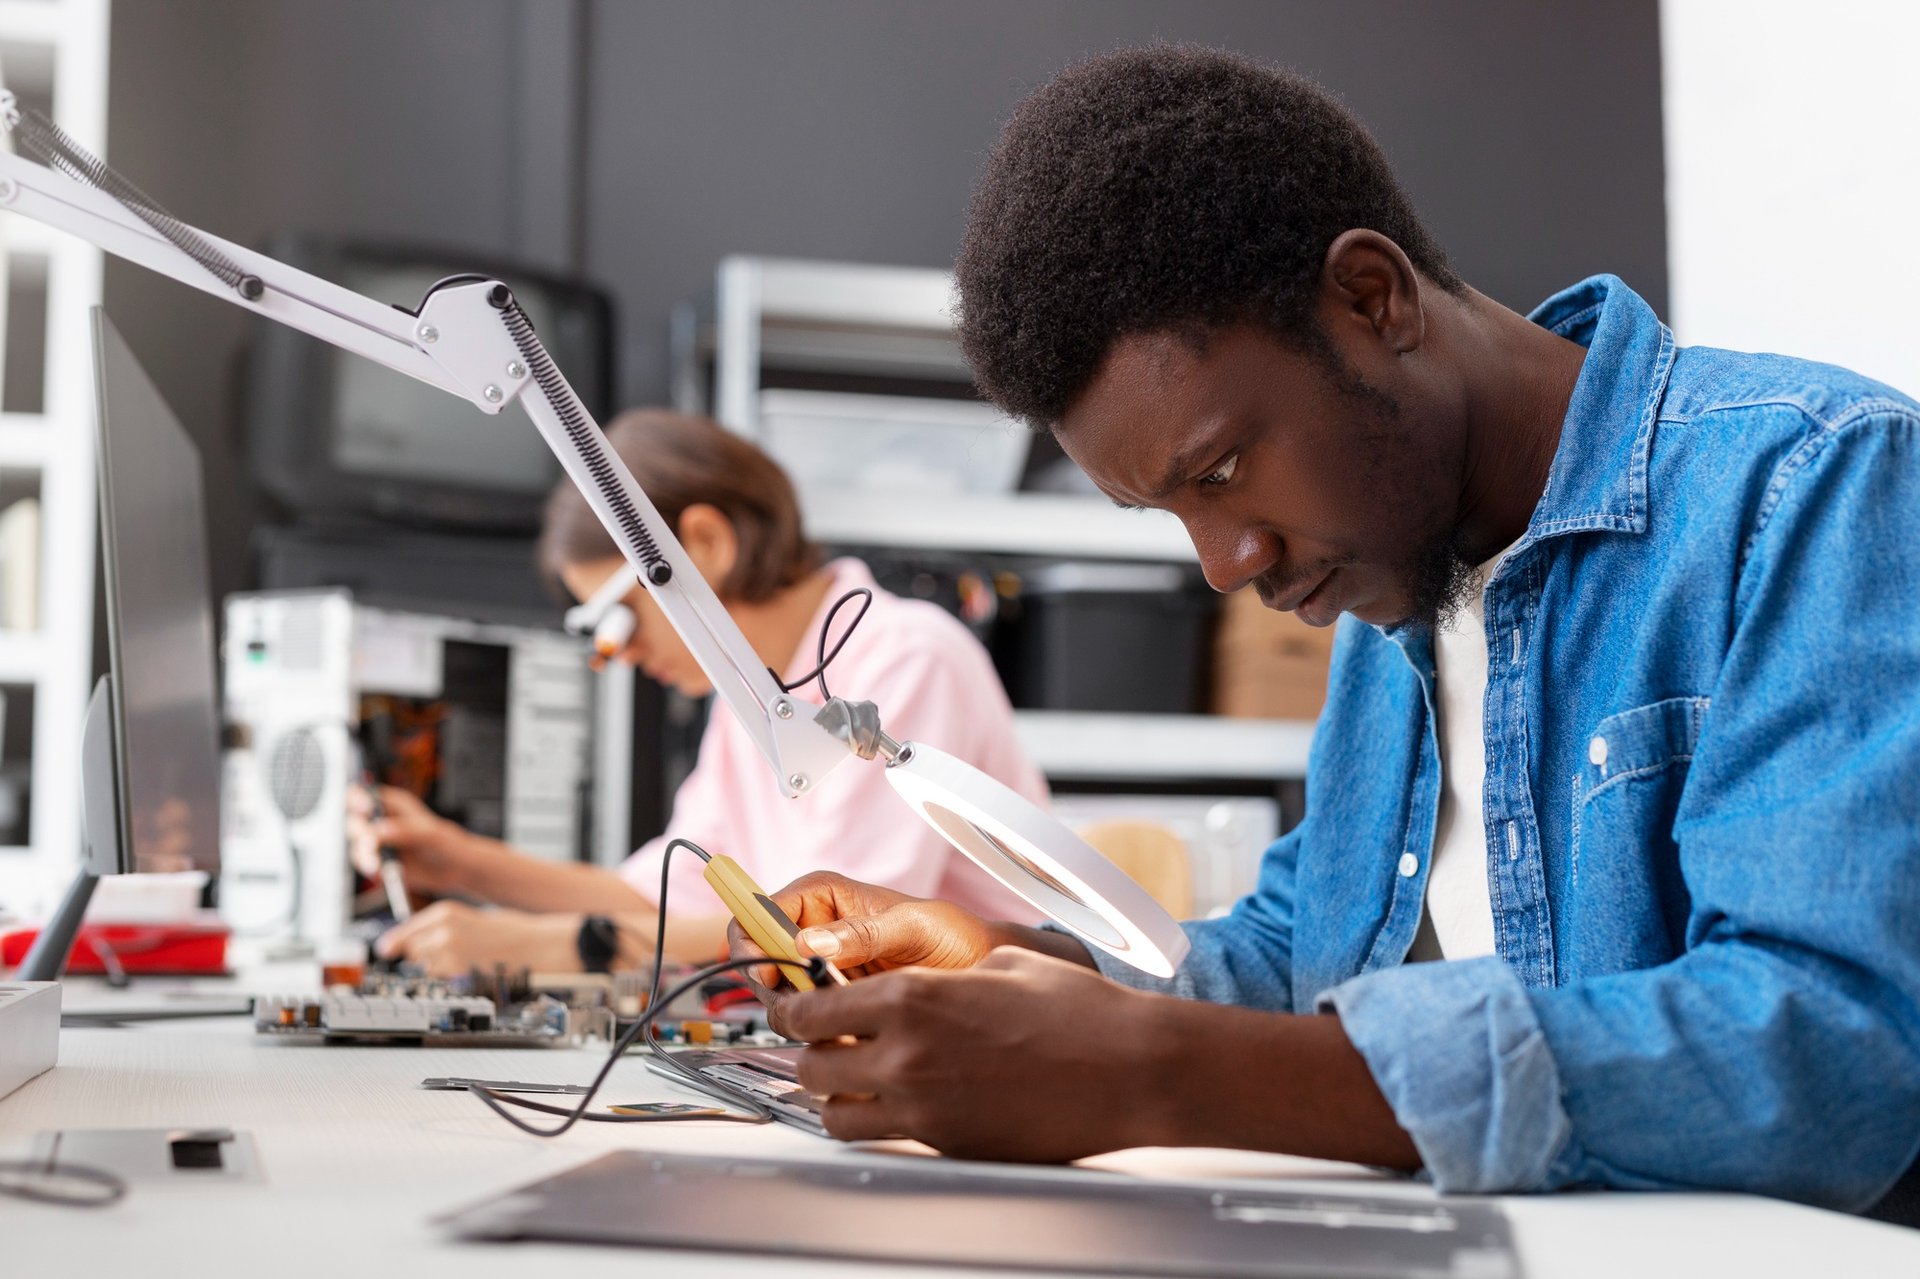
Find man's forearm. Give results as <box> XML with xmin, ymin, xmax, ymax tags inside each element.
<box><xmin>1136</xmin><ymin>997</ymin><xmax>1420</xmax><ymax>1169</ymax></box>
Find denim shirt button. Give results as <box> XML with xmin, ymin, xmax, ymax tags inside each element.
<box><xmin>1588</xmin><ymin>735</ymin><xmax>1609</xmax><ymax>768</ymax></box>
<box><xmin>1397</xmin><ymin>852</ymin><xmax>1419</xmax><ymax>878</ymax></box>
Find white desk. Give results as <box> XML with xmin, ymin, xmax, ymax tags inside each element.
<box><xmin>4</xmin><ymin>1003</ymin><xmax>1918</xmax><ymax>1277</ymax></box>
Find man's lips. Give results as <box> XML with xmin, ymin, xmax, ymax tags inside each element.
<box><xmin>1261</xmin><ymin>569</ymin><xmax>1334</xmax><ymax>613</ymax></box>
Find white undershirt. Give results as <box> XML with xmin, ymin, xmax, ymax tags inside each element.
<box><xmin>1408</xmin><ymin>544</ymin><xmax>1515</xmax><ymax>963</ymax></box>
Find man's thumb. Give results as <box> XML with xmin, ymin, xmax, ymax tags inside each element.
<box><xmin>799</xmin><ymin>915</ymin><xmax>898</xmax><ymax>968</ymax></box>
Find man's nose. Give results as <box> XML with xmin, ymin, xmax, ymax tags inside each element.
<box><xmin>1185</xmin><ymin>516</ymin><xmax>1280</xmax><ymax>595</ymax></box>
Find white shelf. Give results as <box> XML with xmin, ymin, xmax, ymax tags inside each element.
<box><xmin>0</xmin><ymin>630</ymin><xmax>45</xmax><ymax>682</ymax></box>
<box><xmin>1013</xmin><ymin>711</ymin><xmax>1313</xmax><ymax>782</ymax></box>
<box><xmin>0</xmin><ymin>2</ymin><xmax>68</xmax><ymax>45</ymax></box>
<box><xmin>802</xmin><ymin>486</ymin><xmax>1195</xmax><ymax>562</ymax></box>
<box><xmin>0</xmin><ymin>0</ymin><xmax>107</xmax><ymax>921</ymax></box>
<box><xmin>0</xmin><ymin>421</ymin><xmax>48</xmax><ymax>466</ymax></box>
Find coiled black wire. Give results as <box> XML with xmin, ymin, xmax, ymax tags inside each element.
<box><xmin>492</xmin><ymin>296</ymin><xmax>669</xmax><ymax>583</ymax></box>
<box><xmin>8</xmin><ymin>102</ymin><xmax>262</xmax><ymax>299</ymax></box>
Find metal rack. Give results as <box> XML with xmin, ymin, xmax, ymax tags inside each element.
<box><xmin>671</xmin><ymin>255</ymin><xmax>1315</xmax><ymax>786</ymax></box>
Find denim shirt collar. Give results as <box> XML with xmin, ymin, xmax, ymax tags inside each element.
<box><xmin>1520</xmin><ymin>274</ymin><xmax>1676</xmax><ymax>545</ymax></box>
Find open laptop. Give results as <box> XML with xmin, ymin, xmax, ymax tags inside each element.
<box><xmin>645</xmin><ymin>1044</ymin><xmax>826</xmax><ymax>1134</ymax></box>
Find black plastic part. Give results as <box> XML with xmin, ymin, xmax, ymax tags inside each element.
<box><xmin>169</xmin><ymin>1138</ymin><xmax>225</xmax><ymax>1170</ymax></box>
<box><xmin>646</xmin><ymin>562</ymin><xmax>673</xmax><ymax>586</ymax></box>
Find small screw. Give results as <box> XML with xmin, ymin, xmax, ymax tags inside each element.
<box><xmin>506</xmin><ymin>360</ymin><xmax>526</xmax><ymax>379</ymax></box>
<box><xmin>788</xmin><ymin>774</ymin><xmax>809</xmax><ymax>793</ymax></box>
<box><xmin>416</xmin><ymin>324</ymin><xmax>438</xmax><ymax>344</ymax></box>
<box><xmin>0</xmin><ymin>178</ymin><xmax>18</xmax><ymax>203</ymax></box>
<box><xmin>482</xmin><ymin>384</ymin><xmax>503</xmax><ymax>403</ymax></box>
<box><xmin>773</xmin><ymin>699</ymin><xmax>794</xmax><ymax>720</ymax></box>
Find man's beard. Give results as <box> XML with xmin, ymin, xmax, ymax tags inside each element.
<box><xmin>1399</xmin><ymin>526</ymin><xmax>1479</xmax><ymax>633</ymax></box>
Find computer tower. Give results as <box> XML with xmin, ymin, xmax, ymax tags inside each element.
<box><xmin>218</xmin><ymin>589</ymin><xmax>623</xmax><ymax>948</ymax></box>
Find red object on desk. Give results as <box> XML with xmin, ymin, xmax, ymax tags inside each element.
<box><xmin>0</xmin><ymin>921</ymin><xmax>231</xmax><ymax>975</ymax></box>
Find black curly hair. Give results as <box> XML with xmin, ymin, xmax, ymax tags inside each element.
<box><xmin>955</xmin><ymin>46</ymin><xmax>1463</xmax><ymax>428</ymax></box>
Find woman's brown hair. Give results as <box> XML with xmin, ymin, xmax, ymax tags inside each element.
<box><xmin>538</xmin><ymin>409</ymin><xmax>819</xmax><ymax>602</ymax></box>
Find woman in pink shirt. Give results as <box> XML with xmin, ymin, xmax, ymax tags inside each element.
<box><xmin>353</xmin><ymin>410</ymin><xmax>1045</xmax><ymax>975</ymax></box>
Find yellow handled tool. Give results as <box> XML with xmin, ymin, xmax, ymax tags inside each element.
<box><xmin>702</xmin><ymin>854</ymin><xmax>849</xmax><ymax>991</ymax></box>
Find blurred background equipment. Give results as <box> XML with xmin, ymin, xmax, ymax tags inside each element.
<box><xmin>244</xmin><ymin>234</ymin><xmax>614</xmax><ymax>536</ymax></box>
<box><xmin>220</xmin><ymin>590</ymin><xmax>615</xmax><ymax>949</ymax></box>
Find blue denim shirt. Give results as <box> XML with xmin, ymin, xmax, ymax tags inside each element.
<box><xmin>1087</xmin><ymin>275</ymin><xmax>1920</xmax><ymax>1210</ymax></box>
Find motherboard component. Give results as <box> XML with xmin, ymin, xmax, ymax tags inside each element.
<box><xmin>252</xmin><ymin>991</ymin><xmax>569</xmax><ymax>1047</ymax></box>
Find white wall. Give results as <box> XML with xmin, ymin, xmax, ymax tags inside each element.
<box><xmin>1662</xmin><ymin>0</ymin><xmax>1920</xmax><ymax>392</ymax></box>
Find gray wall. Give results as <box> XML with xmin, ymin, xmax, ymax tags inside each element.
<box><xmin>102</xmin><ymin>0</ymin><xmax>1666</xmax><ymax>606</ymax></box>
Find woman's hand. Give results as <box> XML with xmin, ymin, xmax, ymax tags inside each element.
<box><xmin>347</xmin><ymin>785</ymin><xmax>479</xmax><ymax>899</ymax></box>
<box><xmin>373</xmin><ymin>901</ymin><xmax>578</xmax><ymax>977</ymax></box>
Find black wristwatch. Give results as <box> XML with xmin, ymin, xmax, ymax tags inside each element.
<box><xmin>576</xmin><ymin>914</ymin><xmax>619</xmax><ymax>973</ymax></box>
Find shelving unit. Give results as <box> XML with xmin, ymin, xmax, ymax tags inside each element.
<box><xmin>672</xmin><ymin>255</ymin><xmax>1316</xmax><ymax>786</ymax></box>
<box><xmin>0</xmin><ymin>0</ymin><xmax>109</xmax><ymax>916</ymax></box>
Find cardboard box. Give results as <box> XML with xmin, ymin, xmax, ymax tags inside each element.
<box><xmin>1210</xmin><ymin>587</ymin><xmax>1336</xmax><ymax>721</ymax></box>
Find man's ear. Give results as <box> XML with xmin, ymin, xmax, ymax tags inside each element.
<box><xmin>675</xmin><ymin>503</ymin><xmax>740</xmax><ymax>593</ymax></box>
<box><xmin>1318</xmin><ymin>229</ymin><xmax>1425</xmax><ymax>356</ymax></box>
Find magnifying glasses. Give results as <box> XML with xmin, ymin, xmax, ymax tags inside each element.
<box><xmin>563</xmin><ymin>569</ymin><xmax>638</xmax><ymax>659</ymax></box>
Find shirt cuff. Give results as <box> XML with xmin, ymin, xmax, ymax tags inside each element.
<box><xmin>1316</xmin><ymin>956</ymin><xmax>1583</xmax><ymax>1194</ymax></box>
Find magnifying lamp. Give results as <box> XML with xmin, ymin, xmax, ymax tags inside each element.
<box><xmin>0</xmin><ymin>97</ymin><xmax>1192</xmax><ymax>978</ymax></box>
<box><xmin>884</xmin><ymin>743</ymin><xmax>1188</xmax><ymax>975</ymax></box>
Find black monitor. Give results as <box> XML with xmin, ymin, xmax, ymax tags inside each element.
<box><xmin>16</xmin><ymin>310</ymin><xmax>223</xmax><ymax>978</ymax></box>
<box><xmin>244</xmin><ymin>235</ymin><xmax>615</xmax><ymax>534</ymax></box>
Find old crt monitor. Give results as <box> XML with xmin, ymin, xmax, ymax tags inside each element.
<box><xmin>13</xmin><ymin>310</ymin><xmax>223</xmax><ymax>979</ymax></box>
<box><xmin>244</xmin><ymin>234</ymin><xmax>614</xmax><ymax>533</ymax></box>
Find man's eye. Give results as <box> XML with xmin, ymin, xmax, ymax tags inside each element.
<box><xmin>1199</xmin><ymin>454</ymin><xmax>1238</xmax><ymax>486</ymax></box>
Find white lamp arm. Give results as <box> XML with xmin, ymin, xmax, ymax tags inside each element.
<box><xmin>0</xmin><ymin>145</ymin><xmax>849</xmax><ymax>798</ymax></box>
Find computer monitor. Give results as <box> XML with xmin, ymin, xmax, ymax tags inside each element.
<box><xmin>244</xmin><ymin>235</ymin><xmax>615</xmax><ymax>534</ymax></box>
<box><xmin>15</xmin><ymin>310</ymin><xmax>223</xmax><ymax>978</ymax></box>
<box><xmin>92</xmin><ymin>308</ymin><xmax>223</xmax><ymax>875</ymax></box>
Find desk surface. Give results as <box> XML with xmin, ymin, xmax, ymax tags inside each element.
<box><xmin>4</xmin><ymin>1000</ymin><xmax>1918</xmax><ymax>1277</ymax></box>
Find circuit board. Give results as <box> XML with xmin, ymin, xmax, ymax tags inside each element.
<box><xmin>252</xmin><ymin>990</ymin><xmax>570</xmax><ymax>1047</ymax></box>
<box><xmin>252</xmin><ymin>966</ymin><xmax>786</xmax><ymax>1049</ymax></box>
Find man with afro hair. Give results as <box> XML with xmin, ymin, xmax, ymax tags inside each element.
<box><xmin>743</xmin><ymin>46</ymin><xmax>1920</xmax><ymax>1220</ymax></box>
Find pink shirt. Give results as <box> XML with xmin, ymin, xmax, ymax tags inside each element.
<box><xmin>621</xmin><ymin>558</ymin><xmax>1048</xmax><ymax>930</ymax></box>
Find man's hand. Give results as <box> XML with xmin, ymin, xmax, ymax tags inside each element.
<box><xmin>373</xmin><ymin>901</ymin><xmax>577</xmax><ymax>977</ymax></box>
<box><xmin>347</xmin><ymin>785</ymin><xmax>477</xmax><ymax>899</ymax></box>
<box><xmin>727</xmin><ymin>871</ymin><xmax>1009</xmax><ymax>998</ymax></box>
<box><xmin>774</xmin><ymin>946</ymin><xmax>1170</xmax><ymax>1162</ymax></box>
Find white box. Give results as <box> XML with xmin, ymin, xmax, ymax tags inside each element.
<box><xmin>0</xmin><ymin>981</ymin><xmax>60</xmax><ymax>1103</ymax></box>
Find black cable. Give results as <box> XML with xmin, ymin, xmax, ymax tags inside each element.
<box><xmin>0</xmin><ymin>1154</ymin><xmax>127</xmax><ymax>1209</ymax></box>
<box><xmin>467</xmin><ymin>956</ymin><xmax>822</xmax><ymax>1136</ymax></box>
<box><xmin>776</xmin><ymin>587</ymin><xmax>874</xmax><ymax>701</ymax></box>
<box><xmin>466</xmin><ymin>836</ymin><xmax>826</xmax><ymax>1136</ymax></box>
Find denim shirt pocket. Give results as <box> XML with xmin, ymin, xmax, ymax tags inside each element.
<box><xmin>1570</xmin><ymin>696</ymin><xmax>1711</xmax><ymax>886</ymax></box>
